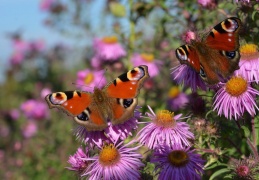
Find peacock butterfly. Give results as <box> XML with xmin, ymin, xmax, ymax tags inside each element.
<box><xmin>175</xmin><ymin>17</ymin><xmax>242</xmax><ymax>85</ymax></box>
<box><xmin>45</xmin><ymin>65</ymin><xmax>149</xmax><ymax>131</ymax></box>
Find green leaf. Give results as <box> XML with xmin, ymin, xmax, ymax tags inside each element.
<box><xmin>254</xmin><ymin>115</ymin><xmax>259</xmax><ymax>146</ymax></box>
<box><xmin>109</xmin><ymin>2</ymin><xmax>126</xmax><ymax>17</ymax></box>
<box><xmin>241</xmin><ymin>125</ymin><xmax>250</xmax><ymax>138</ymax></box>
<box><xmin>209</xmin><ymin>168</ymin><xmax>231</xmax><ymax>180</ymax></box>
<box><xmin>252</xmin><ymin>11</ymin><xmax>258</xmax><ymax>21</ymax></box>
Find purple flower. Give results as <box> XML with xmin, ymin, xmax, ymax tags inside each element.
<box><xmin>172</xmin><ymin>64</ymin><xmax>207</xmax><ymax>91</ymax></box>
<box><xmin>28</xmin><ymin>39</ymin><xmax>45</xmax><ymax>52</ymax></box>
<box><xmin>20</xmin><ymin>99</ymin><xmax>49</xmax><ymax>120</ymax></box>
<box><xmin>131</xmin><ymin>53</ymin><xmax>162</xmax><ymax>77</ymax></box>
<box><xmin>151</xmin><ymin>145</ymin><xmax>205</xmax><ymax>180</ymax></box>
<box><xmin>137</xmin><ymin>106</ymin><xmax>194</xmax><ymax>149</ymax></box>
<box><xmin>74</xmin><ymin>108</ymin><xmax>140</xmax><ymax>147</ymax></box>
<box><xmin>213</xmin><ymin>76</ymin><xmax>259</xmax><ymax>120</ymax></box>
<box><xmin>167</xmin><ymin>86</ymin><xmax>188</xmax><ymax>111</ymax></box>
<box><xmin>235</xmin><ymin>44</ymin><xmax>259</xmax><ymax>83</ymax></box>
<box><xmin>198</xmin><ymin>0</ymin><xmax>212</xmax><ymax>6</ymax></box>
<box><xmin>76</xmin><ymin>69</ymin><xmax>107</xmax><ymax>92</ymax></box>
<box><xmin>9</xmin><ymin>109</ymin><xmax>20</xmax><ymax>120</ymax></box>
<box><xmin>67</xmin><ymin>146</ymin><xmax>90</xmax><ymax>175</ymax></box>
<box><xmin>74</xmin><ymin>126</ymin><xmax>111</xmax><ymax>148</ymax></box>
<box><xmin>9</xmin><ymin>51</ymin><xmax>24</xmax><ymax>66</ymax></box>
<box><xmin>93</xmin><ymin>36</ymin><xmax>126</xmax><ymax>61</ymax></box>
<box><xmin>22</xmin><ymin>121</ymin><xmax>38</xmax><ymax>138</ymax></box>
<box><xmin>81</xmin><ymin>139</ymin><xmax>144</xmax><ymax>179</ymax></box>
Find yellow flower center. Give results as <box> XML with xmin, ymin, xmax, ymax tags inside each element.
<box><xmin>140</xmin><ymin>53</ymin><xmax>154</xmax><ymax>62</ymax></box>
<box><xmin>225</xmin><ymin>77</ymin><xmax>247</xmax><ymax>97</ymax></box>
<box><xmin>240</xmin><ymin>44</ymin><xmax>258</xmax><ymax>55</ymax></box>
<box><xmin>168</xmin><ymin>86</ymin><xmax>180</xmax><ymax>98</ymax></box>
<box><xmin>155</xmin><ymin>110</ymin><xmax>176</xmax><ymax>127</ymax></box>
<box><xmin>84</xmin><ymin>73</ymin><xmax>94</xmax><ymax>85</ymax></box>
<box><xmin>99</xmin><ymin>144</ymin><xmax>120</xmax><ymax>166</ymax></box>
<box><xmin>102</xmin><ymin>36</ymin><xmax>118</xmax><ymax>44</ymax></box>
<box><xmin>168</xmin><ymin>150</ymin><xmax>189</xmax><ymax>167</ymax></box>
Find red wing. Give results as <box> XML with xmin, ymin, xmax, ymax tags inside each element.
<box><xmin>110</xmin><ymin>98</ymin><xmax>138</xmax><ymax>125</ymax></box>
<box><xmin>73</xmin><ymin>106</ymin><xmax>108</xmax><ymax>131</ymax></box>
<box><xmin>45</xmin><ymin>91</ymin><xmax>91</xmax><ymax>116</ymax></box>
<box><xmin>175</xmin><ymin>45</ymin><xmax>200</xmax><ymax>72</ymax></box>
<box><xmin>106</xmin><ymin>65</ymin><xmax>149</xmax><ymax>99</ymax></box>
<box><xmin>205</xmin><ymin>17</ymin><xmax>241</xmax><ymax>51</ymax></box>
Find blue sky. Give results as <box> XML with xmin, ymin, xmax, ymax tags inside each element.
<box><xmin>0</xmin><ymin>0</ymin><xmax>89</xmax><ymax>82</ymax></box>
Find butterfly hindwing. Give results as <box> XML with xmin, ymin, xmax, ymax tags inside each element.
<box><xmin>110</xmin><ymin>98</ymin><xmax>138</xmax><ymax>125</ymax></box>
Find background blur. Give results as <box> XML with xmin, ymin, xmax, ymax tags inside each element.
<box><xmin>0</xmin><ymin>0</ymin><xmax>258</xmax><ymax>179</ymax></box>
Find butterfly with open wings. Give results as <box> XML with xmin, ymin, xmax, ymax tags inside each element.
<box><xmin>175</xmin><ymin>17</ymin><xmax>242</xmax><ymax>85</ymax></box>
<box><xmin>45</xmin><ymin>65</ymin><xmax>149</xmax><ymax>131</ymax></box>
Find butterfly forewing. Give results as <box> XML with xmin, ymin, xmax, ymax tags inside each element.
<box><xmin>205</xmin><ymin>17</ymin><xmax>241</xmax><ymax>51</ymax></box>
<box><xmin>175</xmin><ymin>45</ymin><xmax>200</xmax><ymax>71</ymax></box>
<box><xmin>106</xmin><ymin>65</ymin><xmax>149</xmax><ymax>99</ymax></box>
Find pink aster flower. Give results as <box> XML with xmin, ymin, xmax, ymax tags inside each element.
<box><xmin>40</xmin><ymin>0</ymin><xmax>55</xmax><ymax>11</ymax></box>
<box><xmin>90</xmin><ymin>56</ymin><xmax>102</xmax><ymax>69</ymax></box>
<box><xmin>93</xmin><ymin>36</ymin><xmax>126</xmax><ymax>61</ymax></box>
<box><xmin>67</xmin><ymin>146</ymin><xmax>90</xmax><ymax>176</ymax></box>
<box><xmin>172</xmin><ymin>64</ymin><xmax>207</xmax><ymax>91</ymax></box>
<box><xmin>105</xmin><ymin>113</ymin><xmax>139</xmax><ymax>141</ymax></box>
<box><xmin>22</xmin><ymin>121</ymin><xmax>38</xmax><ymax>138</ymax></box>
<box><xmin>9</xmin><ymin>109</ymin><xmax>20</xmax><ymax>120</ymax></box>
<box><xmin>40</xmin><ymin>88</ymin><xmax>52</xmax><ymax>99</ymax></box>
<box><xmin>182</xmin><ymin>30</ymin><xmax>196</xmax><ymax>44</ymax></box>
<box><xmin>213</xmin><ymin>76</ymin><xmax>259</xmax><ymax>120</ymax></box>
<box><xmin>235</xmin><ymin>44</ymin><xmax>259</xmax><ymax>83</ymax></box>
<box><xmin>229</xmin><ymin>156</ymin><xmax>259</xmax><ymax>179</ymax></box>
<box><xmin>76</xmin><ymin>69</ymin><xmax>107</xmax><ymax>92</ymax></box>
<box><xmin>137</xmin><ymin>106</ymin><xmax>194</xmax><ymax>149</ymax></box>
<box><xmin>131</xmin><ymin>53</ymin><xmax>162</xmax><ymax>77</ymax></box>
<box><xmin>167</xmin><ymin>86</ymin><xmax>189</xmax><ymax>111</ymax></box>
<box><xmin>151</xmin><ymin>145</ymin><xmax>205</xmax><ymax>180</ymax></box>
<box><xmin>74</xmin><ymin>108</ymin><xmax>140</xmax><ymax>147</ymax></box>
<box><xmin>12</xmin><ymin>39</ymin><xmax>29</xmax><ymax>52</ymax></box>
<box><xmin>20</xmin><ymin>99</ymin><xmax>49</xmax><ymax>120</ymax></box>
<box><xmin>81</xmin><ymin>139</ymin><xmax>144</xmax><ymax>179</ymax></box>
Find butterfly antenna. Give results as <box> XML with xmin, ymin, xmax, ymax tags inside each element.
<box><xmin>97</xmin><ymin>68</ymin><xmax>108</xmax><ymax>88</ymax></box>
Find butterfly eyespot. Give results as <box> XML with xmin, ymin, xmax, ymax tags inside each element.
<box><xmin>199</xmin><ymin>66</ymin><xmax>206</xmax><ymax>78</ymax></box>
<box><xmin>123</xmin><ymin>99</ymin><xmax>134</xmax><ymax>108</ymax></box>
<box><xmin>176</xmin><ymin>48</ymin><xmax>188</xmax><ymax>61</ymax></box>
<box><xmin>76</xmin><ymin>112</ymin><xmax>89</xmax><ymax>121</ymax></box>
<box><xmin>221</xmin><ymin>50</ymin><xmax>237</xmax><ymax>60</ymax></box>
<box><xmin>225</xmin><ymin>51</ymin><xmax>236</xmax><ymax>59</ymax></box>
